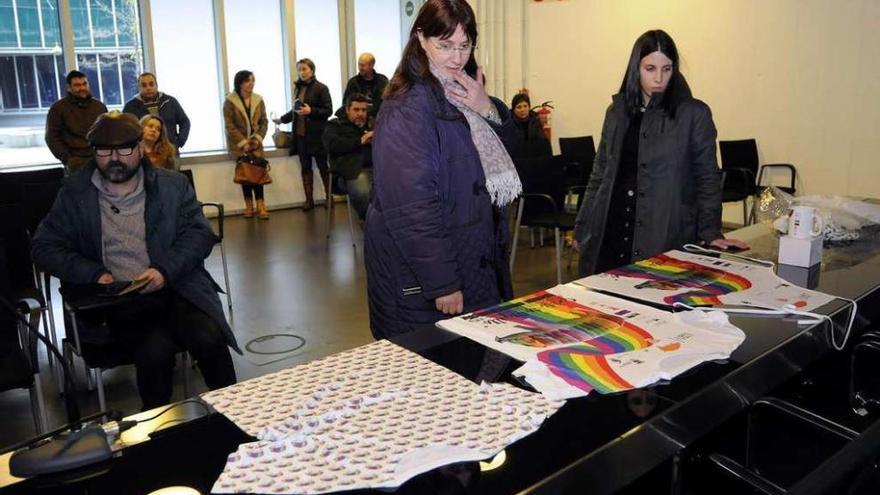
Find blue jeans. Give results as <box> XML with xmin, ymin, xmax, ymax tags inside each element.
<box><xmin>345</xmin><ymin>169</ymin><xmax>373</xmax><ymax>220</ymax></box>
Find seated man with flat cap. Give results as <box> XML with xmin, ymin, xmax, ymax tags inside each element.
<box><xmin>32</xmin><ymin>111</ymin><xmax>238</xmax><ymax>410</ymax></box>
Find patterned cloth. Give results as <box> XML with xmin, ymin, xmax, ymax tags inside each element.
<box><xmin>90</xmin><ymin>167</ymin><xmax>150</xmax><ymax>281</ymax></box>
<box><xmin>430</xmin><ymin>64</ymin><xmax>521</xmax><ymax>206</ymax></box>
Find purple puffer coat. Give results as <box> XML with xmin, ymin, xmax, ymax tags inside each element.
<box><xmin>365</xmin><ymin>80</ymin><xmax>517</xmax><ymax>339</ymax></box>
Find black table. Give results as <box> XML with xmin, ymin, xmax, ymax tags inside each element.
<box><xmin>3</xmin><ymin>223</ymin><xmax>880</xmax><ymax>495</ymax></box>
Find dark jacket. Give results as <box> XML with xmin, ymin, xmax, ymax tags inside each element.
<box><xmin>343</xmin><ymin>72</ymin><xmax>389</xmax><ymax>118</ymax></box>
<box><xmin>322</xmin><ymin>107</ymin><xmax>372</xmax><ymax>181</ymax></box>
<box><xmin>45</xmin><ymin>93</ymin><xmax>108</xmax><ymax>170</ymax></box>
<box><xmin>365</xmin><ymin>80</ymin><xmax>517</xmax><ymax>338</ymax></box>
<box><xmin>280</xmin><ymin>78</ymin><xmax>332</xmax><ymax>156</ymax></box>
<box><xmin>31</xmin><ymin>161</ymin><xmax>240</xmax><ymax>353</ymax></box>
<box><xmin>123</xmin><ymin>92</ymin><xmax>191</xmax><ymax>149</ymax></box>
<box><xmin>512</xmin><ymin>111</ymin><xmax>551</xmax><ymax>158</ymax></box>
<box><xmin>574</xmin><ymin>89</ymin><xmax>722</xmax><ymax>276</ymax></box>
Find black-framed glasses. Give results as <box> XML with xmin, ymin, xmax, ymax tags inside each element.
<box><xmin>94</xmin><ymin>145</ymin><xmax>138</xmax><ymax>157</ymax></box>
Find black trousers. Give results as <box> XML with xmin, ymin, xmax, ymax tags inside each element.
<box><xmin>241</xmin><ymin>184</ymin><xmax>264</xmax><ymax>200</ymax></box>
<box><xmin>299</xmin><ymin>152</ymin><xmax>328</xmax><ymax>176</ymax></box>
<box><xmin>98</xmin><ymin>291</ymin><xmax>236</xmax><ymax>410</ymax></box>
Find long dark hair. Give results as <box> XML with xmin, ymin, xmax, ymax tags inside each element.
<box><xmin>233</xmin><ymin>70</ymin><xmax>254</xmax><ymax>97</ymax></box>
<box><xmin>619</xmin><ymin>30</ymin><xmax>689</xmax><ymax>118</ymax></box>
<box><xmin>384</xmin><ymin>0</ymin><xmax>478</xmax><ymax>100</ymax></box>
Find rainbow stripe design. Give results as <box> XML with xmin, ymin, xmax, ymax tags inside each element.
<box><xmin>538</xmin><ymin>346</ymin><xmax>633</xmax><ymax>394</ymax></box>
<box><xmin>607</xmin><ymin>253</ymin><xmax>752</xmax><ymax>306</ymax></box>
<box><xmin>469</xmin><ymin>291</ymin><xmax>653</xmax><ymax>354</ymax></box>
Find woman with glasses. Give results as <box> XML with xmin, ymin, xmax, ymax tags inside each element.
<box><xmin>139</xmin><ymin>114</ymin><xmax>177</xmax><ymax>171</ymax></box>
<box><xmin>224</xmin><ymin>70</ymin><xmax>269</xmax><ymax>219</ymax></box>
<box><xmin>573</xmin><ymin>30</ymin><xmax>747</xmax><ymax>276</ymax></box>
<box><xmin>364</xmin><ymin>0</ymin><xmax>519</xmax><ymax>339</ymax></box>
<box><xmin>275</xmin><ymin>58</ymin><xmax>332</xmax><ymax>212</ymax></box>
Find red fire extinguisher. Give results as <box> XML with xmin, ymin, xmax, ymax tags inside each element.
<box><xmin>533</xmin><ymin>101</ymin><xmax>554</xmax><ymax>142</ymax></box>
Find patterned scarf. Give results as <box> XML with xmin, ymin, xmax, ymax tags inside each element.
<box><xmin>430</xmin><ymin>64</ymin><xmax>521</xmax><ymax>206</ymax></box>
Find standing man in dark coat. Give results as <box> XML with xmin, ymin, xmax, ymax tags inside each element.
<box><xmin>32</xmin><ymin>111</ymin><xmax>237</xmax><ymax>410</ymax></box>
<box><xmin>322</xmin><ymin>93</ymin><xmax>374</xmax><ymax>220</ymax></box>
<box><xmin>45</xmin><ymin>70</ymin><xmax>108</xmax><ymax>173</ymax></box>
<box><xmin>123</xmin><ymin>72</ymin><xmax>191</xmax><ymax>151</ymax></box>
<box><xmin>342</xmin><ymin>53</ymin><xmax>389</xmax><ymax>122</ymax></box>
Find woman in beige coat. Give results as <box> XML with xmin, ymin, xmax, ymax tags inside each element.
<box><xmin>223</xmin><ymin>70</ymin><xmax>269</xmax><ymax>219</ymax></box>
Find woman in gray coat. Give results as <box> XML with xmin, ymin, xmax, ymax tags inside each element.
<box><xmin>574</xmin><ymin>30</ymin><xmax>746</xmax><ymax>277</ymax></box>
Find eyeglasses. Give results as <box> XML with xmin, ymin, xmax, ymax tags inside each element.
<box><xmin>429</xmin><ymin>40</ymin><xmax>475</xmax><ymax>53</ymax></box>
<box><xmin>94</xmin><ymin>145</ymin><xmax>137</xmax><ymax>157</ymax></box>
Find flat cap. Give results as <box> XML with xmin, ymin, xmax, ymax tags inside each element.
<box><xmin>87</xmin><ymin>111</ymin><xmax>143</xmax><ymax>147</ymax></box>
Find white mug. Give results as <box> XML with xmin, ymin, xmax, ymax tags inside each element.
<box><xmin>788</xmin><ymin>206</ymin><xmax>823</xmax><ymax>239</ymax></box>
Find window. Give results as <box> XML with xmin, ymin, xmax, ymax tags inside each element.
<box><xmin>224</xmin><ymin>0</ymin><xmax>287</xmax><ymax>149</ymax></box>
<box><xmin>151</xmin><ymin>0</ymin><xmax>224</xmax><ymax>153</ymax></box>
<box><xmin>295</xmin><ymin>0</ymin><xmax>342</xmax><ymax>113</ymax></box>
<box><xmin>70</xmin><ymin>0</ymin><xmax>143</xmax><ymax>107</ymax></box>
<box><xmin>354</xmin><ymin>0</ymin><xmax>401</xmax><ymax>80</ymax></box>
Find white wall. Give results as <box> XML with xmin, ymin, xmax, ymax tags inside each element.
<box><xmin>184</xmin><ymin>155</ymin><xmax>325</xmax><ymax>214</ymax></box>
<box><xmin>475</xmin><ymin>0</ymin><xmax>880</xmax><ymax>222</ymax></box>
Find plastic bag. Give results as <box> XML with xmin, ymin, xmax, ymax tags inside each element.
<box><xmin>754</xmin><ymin>186</ymin><xmax>880</xmax><ymax>242</ymax></box>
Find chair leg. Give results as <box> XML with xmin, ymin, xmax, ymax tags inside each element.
<box><xmin>742</xmin><ymin>199</ymin><xmax>749</xmax><ymax>226</ymax></box>
<box><xmin>540</xmin><ymin>228</ymin><xmax>545</xmax><ymax>247</ymax></box>
<box><xmin>34</xmin><ymin>273</ymin><xmax>56</xmax><ymax>369</ymax></box>
<box><xmin>219</xmin><ymin>242</ymin><xmax>233</xmax><ymax>311</ymax></box>
<box><xmin>530</xmin><ymin>228</ymin><xmax>535</xmax><ymax>249</ymax></box>
<box><xmin>510</xmin><ymin>199</ymin><xmax>525</xmax><ymax>275</ymax></box>
<box><xmin>555</xmin><ymin>227</ymin><xmax>562</xmax><ymax>285</ymax></box>
<box><xmin>345</xmin><ymin>196</ymin><xmax>356</xmax><ymax>248</ymax></box>
<box><xmin>181</xmin><ymin>353</ymin><xmax>191</xmax><ymax>399</ymax></box>
<box><xmin>95</xmin><ymin>368</ymin><xmax>107</xmax><ymax>412</ymax></box>
<box><xmin>326</xmin><ymin>173</ymin><xmax>334</xmax><ymax>240</ymax></box>
<box><xmin>30</xmin><ymin>377</ymin><xmax>49</xmax><ymax>434</ymax></box>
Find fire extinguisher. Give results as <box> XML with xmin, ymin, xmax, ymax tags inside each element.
<box><xmin>533</xmin><ymin>101</ymin><xmax>554</xmax><ymax>142</ymax></box>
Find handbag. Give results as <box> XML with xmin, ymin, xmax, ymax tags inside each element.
<box><xmin>272</xmin><ymin>126</ymin><xmax>292</xmax><ymax>149</ymax></box>
<box><xmin>233</xmin><ymin>152</ymin><xmax>272</xmax><ymax>185</ymax></box>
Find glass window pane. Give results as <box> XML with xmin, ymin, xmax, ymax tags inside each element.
<box><xmin>36</xmin><ymin>54</ymin><xmax>60</xmax><ymax>105</ymax></box>
<box><xmin>90</xmin><ymin>0</ymin><xmax>115</xmax><ymax>47</ymax></box>
<box><xmin>116</xmin><ymin>0</ymin><xmax>138</xmax><ymax>46</ymax></box>
<box><xmin>294</xmin><ymin>0</ymin><xmax>342</xmax><ymax>113</ymax></box>
<box><xmin>224</xmin><ymin>0</ymin><xmax>287</xmax><ymax>149</ymax></box>
<box><xmin>151</xmin><ymin>0</ymin><xmax>224</xmax><ymax>153</ymax></box>
<box><xmin>41</xmin><ymin>0</ymin><xmax>60</xmax><ymax>47</ymax></box>
<box><xmin>0</xmin><ymin>56</ymin><xmax>20</xmax><ymax>110</ymax></box>
<box><xmin>98</xmin><ymin>53</ymin><xmax>120</xmax><ymax>105</ymax></box>
<box><xmin>16</xmin><ymin>0</ymin><xmax>41</xmax><ymax>47</ymax></box>
<box><xmin>54</xmin><ymin>54</ymin><xmax>64</xmax><ymax>92</ymax></box>
<box><xmin>70</xmin><ymin>0</ymin><xmax>90</xmax><ymax>47</ymax></box>
<box><xmin>354</xmin><ymin>0</ymin><xmax>401</xmax><ymax>80</ymax></box>
<box><xmin>76</xmin><ymin>53</ymin><xmax>99</xmax><ymax>96</ymax></box>
<box><xmin>16</xmin><ymin>56</ymin><xmax>38</xmax><ymax>108</ymax></box>
<box><xmin>119</xmin><ymin>52</ymin><xmax>137</xmax><ymax>102</ymax></box>
<box><xmin>0</xmin><ymin>0</ymin><xmax>16</xmax><ymax>48</ymax></box>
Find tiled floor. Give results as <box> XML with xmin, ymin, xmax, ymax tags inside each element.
<box><xmin>1</xmin><ymin>204</ymin><xmax>579</xmax><ymax>448</ymax></box>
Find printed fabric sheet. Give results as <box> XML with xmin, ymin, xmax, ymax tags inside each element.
<box><xmin>576</xmin><ymin>249</ymin><xmax>835</xmax><ymax>311</ymax></box>
<box><xmin>201</xmin><ymin>340</ymin><xmax>563</xmax><ymax>494</ymax></box>
<box><xmin>437</xmin><ymin>284</ymin><xmax>746</xmax><ymax>400</ymax></box>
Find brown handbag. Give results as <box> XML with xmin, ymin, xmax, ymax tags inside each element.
<box><xmin>233</xmin><ymin>152</ymin><xmax>272</xmax><ymax>185</ymax></box>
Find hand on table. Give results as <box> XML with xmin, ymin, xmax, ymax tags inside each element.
<box><xmin>435</xmin><ymin>290</ymin><xmax>464</xmax><ymax>315</ymax></box>
<box><xmin>709</xmin><ymin>238</ymin><xmax>750</xmax><ymax>251</ymax></box>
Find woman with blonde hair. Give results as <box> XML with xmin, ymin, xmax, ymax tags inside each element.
<box><xmin>139</xmin><ymin>114</ymin><xmax>177</xmax><ymax>170</ymax></box>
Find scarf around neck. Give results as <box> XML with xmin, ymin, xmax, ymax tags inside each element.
<box><xmin>430</xmin><ymin>64</ymin><xmax>521</xmax><ymax>207</ymax></box>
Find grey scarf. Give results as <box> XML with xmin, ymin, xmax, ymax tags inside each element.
<box><xmin>430</xmin><ymin>64</ymin><xmax>521</xmax><ymax>206</ymax></box>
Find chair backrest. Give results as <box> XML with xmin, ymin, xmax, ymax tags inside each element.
<box><xmin>558</xmin><ymin>136</ymin><xmax>596</xmax><ymax>186</ymax></box>
<box><xmin>0</xmin><ymin>204</ymin><xmax>37</xmax><ymax>301</ymax></box>
<box><xmin>719</xmin><ymin>139</ymin><xmax>759</xmax><ymax>195</ymax></box>
<box><xmin>515</xmin><ymin>155</ymin><xmax>567</xmax><ymax>215</ymax></box>
<box><xmin>0</xmin><ymin>167</ymin><xmax>65</xmax><ymax>237</ymax></box>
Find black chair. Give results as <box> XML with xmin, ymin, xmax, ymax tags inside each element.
<box><xmin>719</xmin><ymin>139</ymin><xmax>798</xmax><ymax>225</ymax></box>
<box><xmin>180</xmin><ymin>169</ymin><xmax>232</xmax><ymax>311</ymax></box>
<box><xmin>511</xmin><ymin>156</ymin><xmax>582</xmax><ymax>284</ymax></box>
<box><xmin>558</xmin><ymin>135</ymin><xmax>596</xmax><ymax>188</ymax></box>
<box><xmin>324</xmin><ymin>166</ymin><xmax>357</xmax><ymax>247</ymax></box>
<box><xmin>0</xmin><ymin>167</ymin><xmax>65</xmax><ymax>371</ymax></box>
<box><xmin>0</xmin><ymin>212</ymin><xmax>49</xmax><ymax>434</ymax></box>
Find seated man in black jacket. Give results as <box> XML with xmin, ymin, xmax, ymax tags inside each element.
<box><xmin>32</xmin><ymin>111</ymin><xmax>238</xmax><ymax>410</ymax></box>
<box><xmin>322</xmin><ymin>93</ymin><xmax>374</xmax><ymax>220</ymax></box>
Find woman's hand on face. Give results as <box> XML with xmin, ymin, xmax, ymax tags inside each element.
<box><xmin>449</xmin><ymin>66</ymin><xmax>492</xmax><ymax>116</ymax></box>
<box><xmin>435</xmin><ymin>290</ymin><xmax>464</xmax><ymax>315</ymax></box>
<box><xmin>709</xmin><ymin>238</ymin><xmax>750</xmax><ymax>251</ymax></box>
